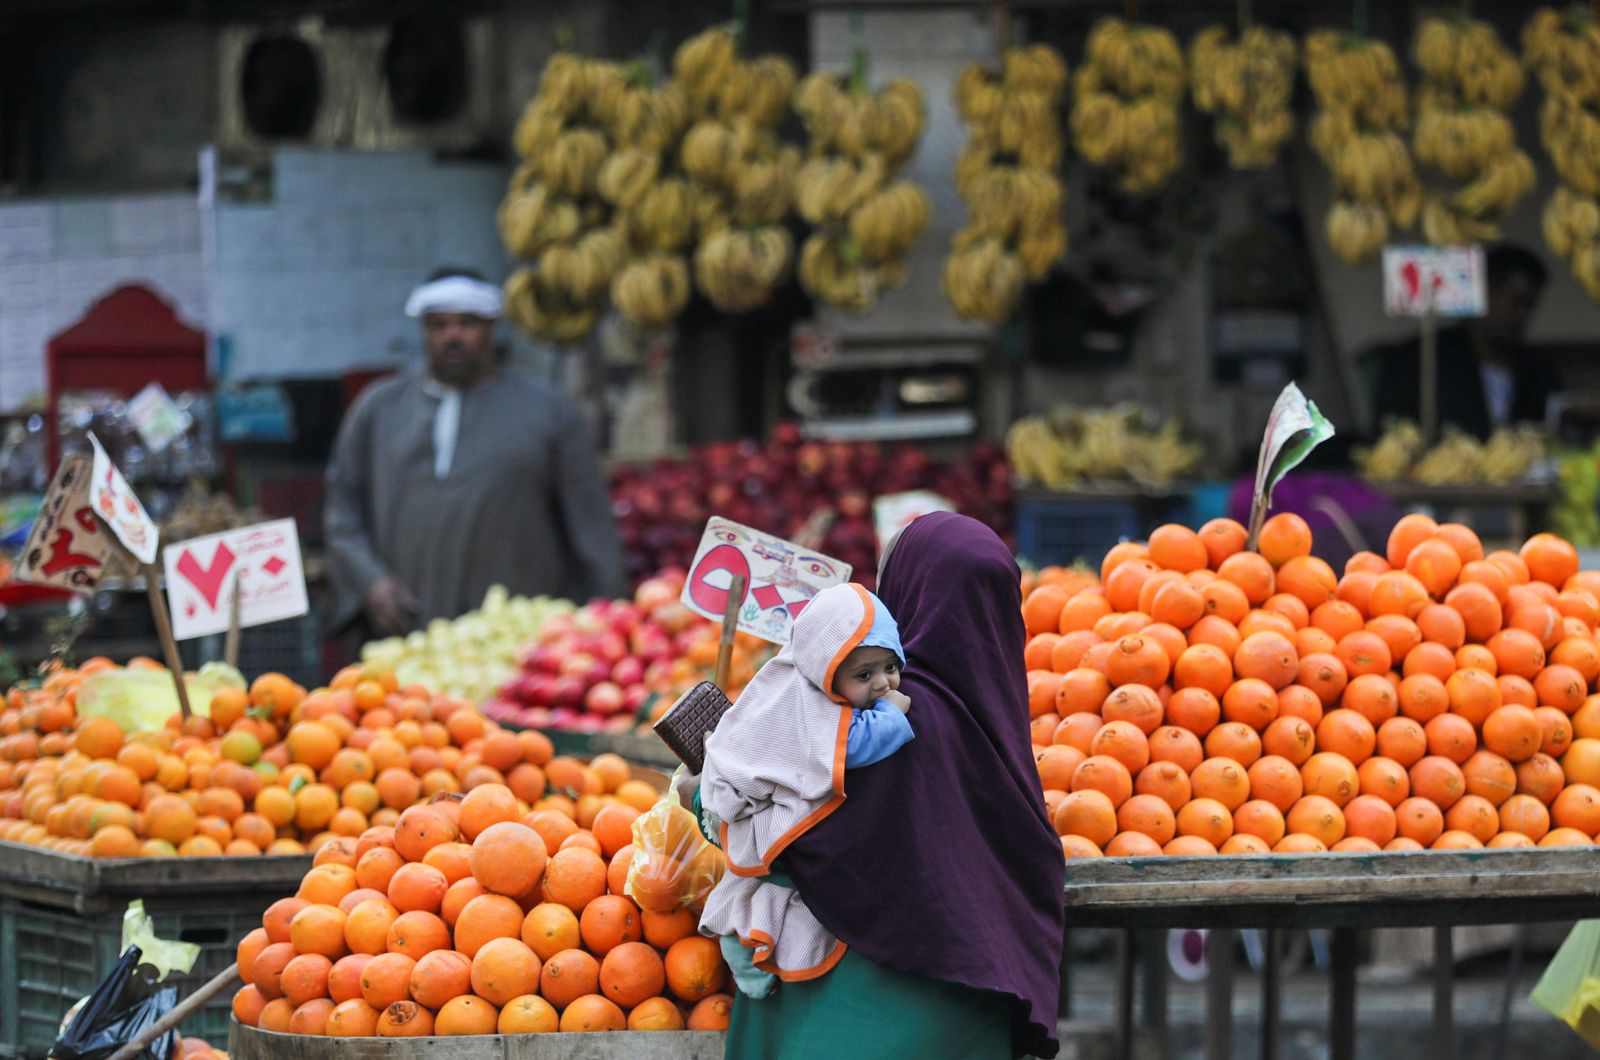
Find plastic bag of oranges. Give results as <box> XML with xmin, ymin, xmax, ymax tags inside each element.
<box><xmin>1532</xmin><ymin>920</ymin><xmax>1600</xmax><ymax>1048</ymax></box>
<box><xmin>625</xmin><ymin>769</ymin><xmax>725</xmax><ymax>913</ymax></box>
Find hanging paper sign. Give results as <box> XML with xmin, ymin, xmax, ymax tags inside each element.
<box><xmin>163</xmin><ymin>519</ymin><xmax>309</xmax><ymax>640</ymax></box>
<box><xmin>873</xmin><ymin>490</ymin><xmax>955</xmax><ymax>551</ymax></box>
<box><xmin>1248</xmin><ymin>382</ymin><xmax>1335</xmax><ymax>545</ymax></box>
<box><xmin>1382</xmin><ymin>245</ymin><xmax>1487</xmax><ymax>318</ymax></box>
<box><xmin>14</xmin><ymin>455</ymin><xmax>115</xmax><ymax>593</ymax></box>
<box><xmin>680</xmin><ymin>517</ymin><xmax>853</xmax><ymax>644</ymax></box>
<box><xmin>127</xmin><ymin>382</ymin><xmax>193</xmax><ymax>453</ymax></box>
<box><xmin>88</xmin><ymin>433</ymin><xmax>159</xmax><ymax>564</ymax></box>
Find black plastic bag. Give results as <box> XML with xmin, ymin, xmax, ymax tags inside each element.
<box><xmin>50</xmin><ymin>946</ymin><xmax>178</xmax><ymax>1060</ymax></box>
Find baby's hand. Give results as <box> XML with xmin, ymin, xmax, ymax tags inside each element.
<box><xmin>880</xmin><ymin>690</ymin><xmax>911</xmax><ymax>715</ymax></box>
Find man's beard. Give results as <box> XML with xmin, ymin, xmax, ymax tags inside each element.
<box><xmin>430</xmin><ymin>345</ymin><xmax>485</xmax><ymax>386</ymax></box>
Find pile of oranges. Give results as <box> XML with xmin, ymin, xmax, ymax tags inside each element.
<box><xmin>231</xmin><ymin>782</ymin><xmax>731</xmax><ymax>1036</ymax></box>
<box><xmin>0</xmin><ymin>663</ymin><xmax>648</xmax><ymax>858</ymax></box>
<box><xmin>1025</xmin><ymin>514</ymin><xmax>1600</xmax><ymax>856</ymax></box>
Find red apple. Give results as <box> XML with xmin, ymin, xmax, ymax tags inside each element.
<box><xmin>623</xmin><ymin>685</ymin><xmax>650</xmax><ymax>715</ymax></box>
<box><xmin>558</xmin><ymin>652</ymin><xmax>597</xmax><ymax>679</ymax></box>
<box><xmin>551</xmin><ymin>676</ymin><xmax>587</xmax><ymax>708</ymax></box>
<box><xmin>611</xmin><ymin>657</ymin><xmax>645</xmax><ymax>687</ymax></box>
<box><xmin>584</xmin><ymin>681</ymin><xmax>626</xmax><ymax>717</ymax></box>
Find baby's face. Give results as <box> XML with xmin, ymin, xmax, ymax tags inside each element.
<box><xmin>831</xmin><ymin>646</ymin><xmax>901</xmax><ymax>709</ymax></box>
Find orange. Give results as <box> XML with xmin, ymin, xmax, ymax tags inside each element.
<box><xmin>1023</xmin><ymin>585</ymin><xmax>1071</xmax><ymax>638</ymax></box>
<box><xmin>1071</xmin><ymin>756</ymin><xmax>1134</xmax><ymax>808</ymax></box>
<box><xmin>387</xmin><ymin>862</ymin><xmax>448</xmax><ymax>914</ymax></box>
<box><xmin>1101</xmin><ymin>684</ymin><xmax>1163</xmax><ymax>735</ymax></box>
<box><xmin>1386</xmin><ymin>513</ymin><xmax>1439</xmax><ymax>569</ymax></box>
<box><xmin>251</xmin><ymin>941</ymin><xmax>298</xmax><ymax>999</ymax></box>
<box><xmin>344</xmin><ymin>898</ymin><xmax>399</xmax><ymax>956</ymax></box>
<box><xmin>385</xmin><ymin>910</ymin><xmax>450</xmax><ymax>961</ymax></box>
<box><xmin>1247</xmin><ymin>755</ymin><xmax>1303</xmax><ymax>812</ymax></box>
<box><xmin>1221</xmin><ymin>834</ymin><xmax>1274</xmax><ymax>854</ymax></box>
<box><xmin>1262</xmin><ymin>716</ymin><xmax>1316</xmax><ymax>766</ymax></box>
<box><xmin>1539</xmin><ymin>827</ymin><xmax>1595</xmax><ymax>847</ymax></box>
<box><xmin>1342</xmin><ymin>794</ymin><xmax>1398</xmax><ymax>846</ymax></box>
<box><xmin>394</xmin><ymin>805</ymin><xmax>458</xmax><ymax>862</ymax></box>
<box><xmin>1534</xmin><ymin>665</ymin><xmax>1587</xmax><ymax>714</ymax></box>
<box><xmin>1164</xmin><ymin>688</ymin><xmax>1221</xmax><ymax>737</ymax></box>
<box><xmin>541</xmin><ymin>846</ymin><xmax>610</xmax><ymax>912</ymax></box>
<box><xmin>458</xmin><ymin>783</ymin><xmax>519</xmax><ymax>842</ymax></box>
<box><xmin>1027</xmin><ymin>672</ymin><xmax>1064</xmax><ymax>719</ymax></box>
<box><xmin>1375</xmin><ymin>718</ymin><xmax>1427</xmax><ymax>768</ymax></box>
<box><xmin>1522</xmin><ymin>533</ymin><xmax>1580</xmax><ymax>587</ymax></box>
<box><xmin>1487</xmin><ymin>628</ymin><xmax>1546</xmax><ymax>680</ymax></box>
<box><xmin>1297</xmin><ymin>652</ymin><xmax>1349</xmax><ymax>707</ymax></box>
<box><xmin>1395</xmin><ymin>796</ymin><xmax>1445</xmax><ymax>846</ymax></box>
<box><xmin>1258</xmin><ymin>513</ymin><xmax>1312</xmax><ymax>568</ymax></box>
<box><xmin>499</xmin><ymin>994</ymin><xmax>560</xmax><ymax>1033</ymax></box>
<box><xmin>1088</xmin><ymin>722</ymin><xmax>1150</xmax><ymax>776</ymax></box>
<box><xmin>1149</xmin><ymin>524</ymin><xmax>1209</xmax><ymax>573</ymax></box>
<box><xmin>408</xmin><ymin>948</ymin><xmax>472</xmax><ymax>1010</ymax></box>
<box><xmin>1553</xmin><ymin>783</ymin><xmax>1600</xmax><ymax>833</ymax></box>
<box><xmin>376</xmin><ymin>999</ymin><xmax>434</xmax><ymax>1037</ymax></box>
<box><xmin>579</xmin><ymin>894</ymin><xmax>642</xmax><ymax>956</ymax></box>
<box><xmin>1190</xmin><ymin>757</ymin><xmax>1251</xmax><ymax>810</ymax></box>
<box><xmin>1050</xmin><ymin>633</ymin><xmax>1104</xmax><ymax>676</ymax></box>
<box><xmin>1458</xmin><ymin>749</ymin><xmax>1518</xmax><ymax>806</ymax></box>
<box><xmin>232</xmin><ymin>984</ymin><xmax>268</xmax><ymax>1027</ymax></box>
<box><xmin>1198</xmin><ymin>518</ymin><xmax>1248</xmax><ymax>567</ymax></box>
<box><xmin>1103</xmin><ymin>635</ymin><xmax>1171</xmax><ymax>688</ymax></box>
<box><xmin>1405</xmin><ymin>538</ymin><xmax>1462</xmax><ymax>599</ymax></box>
<box><xmin>1498</xmin><ymin>793</ymin><xmax>1551</xmax><ymax>841</ymax></box>
<box><xmin>1538</xmin><ymin>706</ymin><xmax>1575</xmax><ymax>758</ymax></box>
<box><xmin>453</xmin><ymin>893</ymin><xmax>526</xmax><ymax>958</ymax></box>
<box><xmin>1314</xmin><ymin>710</ymin><xmax>1375</xmax><ymax>767</ymax></box>
<box><xmin>1230</xmin><ymin>799</ymin><xmax>1284</xmax><ymax>844</ymax></box>
<box><xmin>1409</xmin><ymin>756</ymin><xmax>1465</xmax><ymax>809</ymax></box>
<box><xmin>1564</xmin><ymin>738</ymin><xmax>1600</xmax><ymax>787</ymax></box>
<box><xmin>1481</xmin><ymin>705</ymin><xmax>1542</xmax><ymax>763</ymax></box>
<box><xmin>1336</xmin><ymin>632</ymin><xmax>1391</xmax><ymax>678</ymax></box>
<box><xmin>1424</xmin><ymin>713</ymin><xmax>1477</xmax><ymax>764</ymax></box>
<box><xmin>328</xmin><ymin>954</ymin><xmax>372</xmax><ymax>1004</ymax></box>
<box><xmin>298</xmin><ymin>863</ymin><xmax>357</xmax><ymax>908</ymax></box>
<box><xmin>1342</xmin><ymin>674</ymin><xmax>1398</xmax><ymax>728</ymax></box>
<box><xmin>257</xmin><ymin>998</ymin><xmax>295</xmax><ymax>1033</ymax></box>
<box><xmin>1444</xmin><ymin>794</ymin><xmax>1499</xmax><ymax>843</ymax></box>
<box><xmin>1116</xmin><ymin>793</ymin><xmax>1176</xmax><ymax>845</ymax></box>
<box><xmin>470</xmin><ymin>821</ymin><xmax>548</xmax><ymax>898</ymax></box>
<box><xmin>1286</xmin><ymin>795</ymin><xmax>1345</xmax><ymax>846</ymax></box>
<box><xmin>434</xmin><ymin>994</ymin><xmax>499</xmax><ymax>1036</ymax></box>
<box><xmin>290</xmin><ymin>903</ymin><xmax>349</xmax><ymax>960</ymax></box>
<box><xmin>1053</xmin><ymin>789</ymin><xmax>1118</xmax><ymax>846</ymax></box>
<box><xmin>281</xmin><ymin>953</ymin><xmax>333</xmax><ymax>1007</ymax></box>
<box><xmin>1517</xmin><ymin>753</ymin><xmax>1567</xmax><ymax>804</ymax></box>
<box><xmin>1150</xmin><ymin>580</ymin><xmax>1206</xmax><ymax>630</ymax></box>
<box><xmin>74</xmin><ymin>717</ymin><xmax>125</xmax><ymax>760</ymax></box>
<box><xmin>539</xmin><ymin>947</ymin><xmax>602</xmax><ymax>1009</ymax></box>
<box><xmin>1036</xmin><ymin>746</ymin><xmax>1086</xmax><ymax>792</ymax></box>
<box><xmin>1444</xmin><ymin>669</ymin><xmax>1501</xmax><ymax>727</ymax></box>
<box><xmin>1300</xmin><ymin>752</ymin><xmax>1360</xmax><ymax>806</ymax></box>
<box><xmin>1205</xmin><ymin>721</ymin><xmax>1263</xmax><ymax>766</ymax></box>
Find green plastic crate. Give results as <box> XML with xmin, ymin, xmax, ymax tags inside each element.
<box><xmin>0</xmin><ymin>897</ymin><xmax>259</xmax><ymax>1058</ymax></box>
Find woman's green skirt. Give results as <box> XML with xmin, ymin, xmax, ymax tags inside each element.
<box><xmin>724</xmin><ymin>947</ymin><xmax>1013</xmax><ymax>1060</ymax></box>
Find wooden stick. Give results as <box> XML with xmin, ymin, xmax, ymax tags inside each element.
<box><xmin>224</xmin><ymin>569</ymin><xmax>242</xmax><ymax>669</ymax></box>
<box><xmin>106</xmin><ymin>962</ymin><xmax>239</xmax><ymax>1060</ymax></box>
<box><xmin>714</xmin><ymin>574</ymin><xmax>747</xmax><ymax>690</ymax></box>
<box><xmin>1420</xmin><ymin>289</ymin><xmax>1440</xmax><ymax>446</ymax></box>
<box><xmin>142</xmin><ymin>561</ymin><xmax>192</xmax><ymax>718</ymax></box>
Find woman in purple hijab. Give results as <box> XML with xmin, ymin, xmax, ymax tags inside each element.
<box><xmin>700</xmin><ymin>512</ymin><xmax>1065</xmax><ymax>1059</ymax></box>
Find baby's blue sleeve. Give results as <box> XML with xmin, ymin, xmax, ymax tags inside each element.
<box><xmin>844</xmin><ymin>703</ymin><xmax>914</xmax><ymax>768</ymax></box>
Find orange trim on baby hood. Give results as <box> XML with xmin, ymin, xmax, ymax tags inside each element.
<box><xmin>745</xmin><ymin>929</ymin><xmax>850</xmax><ymax>982</ymax></box>
<box><xmin>721</xmin><ymin>587</ymin><xmax>873</xmax><ymax>878</ymax></box>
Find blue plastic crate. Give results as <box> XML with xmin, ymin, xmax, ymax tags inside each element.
<box><xmin>1014</xmin><ymin>494</ymin><xmax>1189</xmax><ymax>568</ymax></box>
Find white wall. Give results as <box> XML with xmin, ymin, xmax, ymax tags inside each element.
<box><xmin>0</xmin><ymin>194</ymin><xmax>206</xmax><ymax>411</ymax></box>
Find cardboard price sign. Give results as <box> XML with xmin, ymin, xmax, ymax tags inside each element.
<box><xmin>89</xmin><ymin>433</ymin><xmax>159</xmax><ymax>564</ymax></box>
<box><xmin>15</xmin><ymin>455</ymin><xmax>116</xmax><ymax>593</ymax></box>
<box><xmin>1383</xmin><ymin>245</ymin><xmax>1486</xmax><ymax>318</ymax></box>
<box><xmin>873</xmin><ymin>490</ymin><xmax>954</xmax><ymax>551</ymax></box>
<box><xmin>163</xmin><ymin>519</ymin><xmax>309</xmax><ymax>640</ymax></box>
<box><xmin>680</xmin><ymin>517</ymin><xmax>853</xmax><ymax>644</ymax></box>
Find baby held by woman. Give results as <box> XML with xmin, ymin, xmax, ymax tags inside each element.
<box><xmin>697</xmin><ymin>583</ymin><xmax>912</xmax><ymax>997</ymax></box>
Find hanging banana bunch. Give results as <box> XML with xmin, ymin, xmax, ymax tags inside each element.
<box><xmin>1189</xmin><ymin>25</ymin><xmax>1297</xmax><ymax>169</ymax></box>
<box><xmin>946</xmin><ymin>44</ymin><xmax>1068</xmax><ymax>323</ymax></box>
<box><xmin>1305</xmin><ymin>32</ymin><xmax>1421</xmax><ymax>264</ymax></box>
<box><xmin>1071</xmin><ymin>19</ymin><xmax>1185</xmax><ymax>196</ymax></box>
<box><xmin>667</xmin><ymin>26</ymin><xmax>800</xmax><ymax>315</ymax></box>
<box><xmin>792</xmin><ymin>69</ymin><xmax>930</xmax><ymax>313</ymax></box>
<box><xmin>501</xmin><ymin>54</ymin><xmax>631</xmax><ymax>343</ymax></box>
<box><xmin>1411</xmin><ymin>17</ymin><xmax>1534</xmax><ymax>246</ymax></box>
<box><xmin>1525</xmin><ymin>9</ymin><xmax>1600</xmax><ymax>300</ymax></box>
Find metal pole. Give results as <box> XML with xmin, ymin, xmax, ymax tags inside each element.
<box><xmin>1330</xmin><ymin>928</ymin><xmax>1358</xmax><ymax>1060</ymax></box>
<box><xmin>1115</xmin><ymin>927</ymin><xmax>1136</xmax><ymax>1059</ymax></box>
<box><xmin>1262</xmin><ymin>928</ymin><xmax>1282</xmax><ymax>1060</ymax></box>
<box><xmin>1205</xmin><ymin>928</ymin><xmax>1234</xmax><ymax>1060</ymax></box>
<box><xmin>1432</xmin><ymin>926</ymin><xmax>1455</xmax><ymax>1060</ymax></box>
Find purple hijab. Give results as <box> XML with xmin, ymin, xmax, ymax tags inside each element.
<box><xmin>780</xmin><ymin>513</ymin><xmax>1065</xmax><ymax>1058</ymax></box>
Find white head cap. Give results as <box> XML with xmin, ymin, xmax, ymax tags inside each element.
<box><xmin>404</xmin><ymin>275</ymin><xmax>503</xmax><ymax>319</ymax></box>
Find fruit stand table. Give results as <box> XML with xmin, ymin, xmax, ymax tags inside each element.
<box><xmin>1061</xmin><ymin>848</ymin><xmax>1600</xmax><ymax>1060</ymax></box>
<box><xmin>230</xmin><ymin>1023</ymin><xmax>726</xmax><ymax>1058</ymax></box>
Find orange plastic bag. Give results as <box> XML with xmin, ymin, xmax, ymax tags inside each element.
<box><xmin>625</xmin><ymin>770</ymin><xmax>725</xmax><ymax>913</ymax></box>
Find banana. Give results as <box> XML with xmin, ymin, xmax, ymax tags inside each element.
<box><xmin>1189</xmin><ymin>25</ymin><xmax>1297</xmax><ymax>169</ymax></box>
<box><xmin>1072</xmin><ymin>19</ymin><xmax>1184</xmax><ymax>196</ymax></box>
<box><xmin>612</xmin><ymin>254</ymin><xmax>691</xmax><ymax>329</ymax></box>
<box><xmin>1008</xmin><ymin>409</ymin><xmax>1203</xmax><ymax>487</ymax></box>
<box><xmin>694</xmin><ymin>227</ymin><xmax>793</xmax><ymax>311</ymax></box>
<box><xmin>1525</xmin><ymin>8</ymin><xmax>1600</xmax><ymax>298</ymax></box>
<box><xmin>595</xmin><ymin>149</ymin><xmax>658</xmax><ymax>210</ymax></box>
<box><xmin>673</xmin><ymin>27</ymin><xmax>737</xmax><ymax>114</ymax></box>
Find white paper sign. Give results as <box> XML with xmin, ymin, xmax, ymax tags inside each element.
<box><xmin>679</xmin><ymin>517</ymin><xmax>853</xmax><ymax>644</ymax></box>
<box><xmin>88</xmin><ymin>433</ymin><xmax>159</xmax><ymax>565</ymax></box>
<box><xmin>1383</xmin><ymin>245</ymin><xmax>1487</xmax><ymax>318</ymax></box>
<box><xmin>162</xmin><ymin>519</ymin><xmax>309</xmax><ymax>640</ymax></box>
<box><xmin>873</xmin><ymin>490</ymin><xmax>954</xmax><ymax>551</ymax></box>
<box><xmin>127</xmin><ymin>382</ymin><xmax>192</xmax><ymax>453</ymax></box>
<box><xmin>14</xmin><ymin>455</ymin><xmax>115</xmax><ymax>593</ymax></box>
